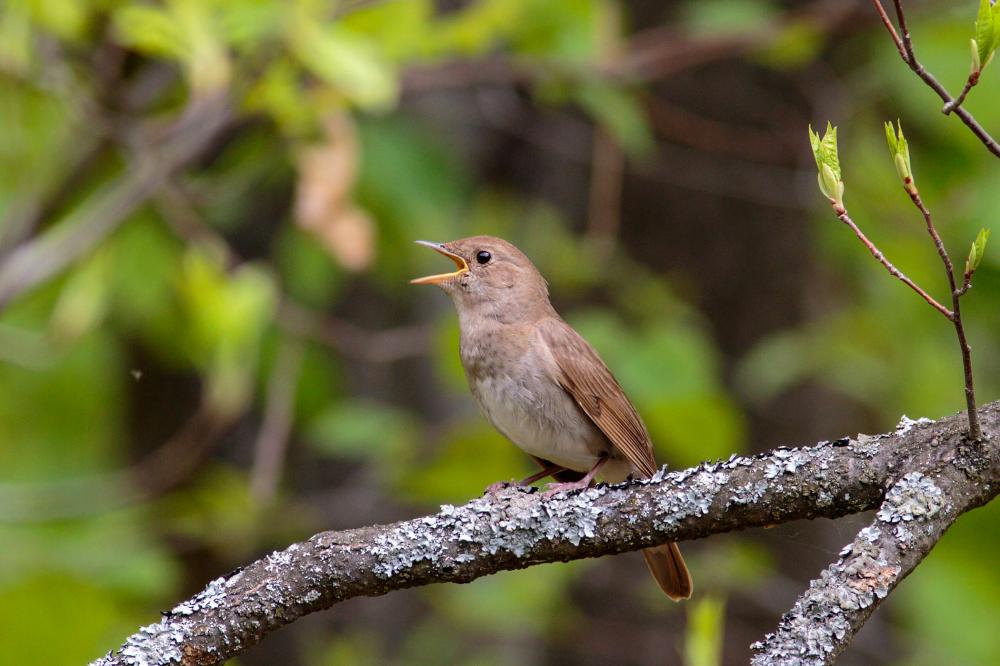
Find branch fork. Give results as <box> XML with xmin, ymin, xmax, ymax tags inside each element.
<box><xmin>871</xmin><ymin>0</ymin><xmax>1000</xmax><ymax>157</ymax></box>
<box><xmin>93</xmin><ymin>404</ymin><xmax>1000</xmax><ymax>666</ymax></box>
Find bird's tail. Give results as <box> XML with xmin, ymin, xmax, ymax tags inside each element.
<box><xmin>642</xmin><ymin>543</ymin><xmax>693</xmax><ymax>601</ymax></box>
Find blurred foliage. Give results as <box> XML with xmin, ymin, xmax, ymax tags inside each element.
<box><xmin>0</xmin><ymin>0</ymin><xmax>997</xmax><ymax>664</ymax></box>
<box><xmin>684</xmin><ymin>595</ymin><xmax>726</xmax><ymax>666</ymax></box>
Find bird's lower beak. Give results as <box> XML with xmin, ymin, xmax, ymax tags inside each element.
<box><xmin>410</xmin><ymin>241</ymin><xmax>469</xmax><ymax>285</ymax></box>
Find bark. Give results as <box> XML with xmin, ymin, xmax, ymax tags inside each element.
<box><xmin>93</xmin><ymin>402</ymin><xmax>999</xmax><ymax>666</ymax></box>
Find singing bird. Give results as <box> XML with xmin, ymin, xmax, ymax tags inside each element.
<box><xmin>411</xmin><ymin>235</ymin><xmax>692</xmax><ymax>601</ymax></box>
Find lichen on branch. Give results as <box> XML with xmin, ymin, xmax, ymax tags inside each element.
<box><xmin>93</xmin><ymin>403</ymin><xmax>999</xmax><ymax>666</ymax></box>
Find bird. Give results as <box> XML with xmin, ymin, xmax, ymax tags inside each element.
<box><xmin>411</xmin><ymin>235</ymin><xmax>692</xmax><ymax>601</ymax></box>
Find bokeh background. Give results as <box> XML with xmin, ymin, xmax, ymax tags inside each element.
<box><xmin>1</xmin><ymin>0</ymin><xmax>998</xmax><ymax>664</ymax></box>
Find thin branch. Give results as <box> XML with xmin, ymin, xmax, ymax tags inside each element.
<box><xmin>585</xmin><ymin>126</ymin><xmax>624</xmax><ymax>256</ymax></box>
<box><xmin>890</xmin><ymin>0</ymin><xmax>916</xmax><ymax>62</ymax></box>
<box><xmin>835</xmin><ymin>208</ymin><xmax>953</xmax><ymax>319</ymax></box>
<box><xmin>870</xmin><ymin>0</ymin><xmax>905</xmax><ymax>59</ymax></box>
<box><xmin>93</xmin><ymin>403</ymin><xmax>1000</xmax><ymax>666</ymax></box>
<box><xmin>907</xmin><ymin>192</ymin><xmax>955</xmax><ymax>292</ymax></box>
<box><xmin>904</xmin><ymin>191</ymin><xmax>981</xmax><ymax>439</ymax></box>
<box><xmin>942</xmin><ymin>73</ymin><xmax>978</xmax><ymax>115</ymax></box>
<box><xmin>0</xmin><ymin>136</ymin><xmax>108</xmax><ymax>258</ymax></box>
<box><xmin>957</xmin><ymin>272</ymin><xmax>973</xmax><ymax>297</ymax></box>
<box><xmin>872</xmin><ymin>1</ymin><xmax>1000</xmax><ymax>157</ymax></box>
<box><xmin>249</xmin><ymin>336</ymin><xmax>305</xmax><ymax>503</ymax></box>
<box><xmin>0</xmin><ymin>92</ymin><xmax>231</xmax><ymax>312</ymax></box>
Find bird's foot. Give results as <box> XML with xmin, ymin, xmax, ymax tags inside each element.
<box><xmin>541</xmin><ymin>478</ymin><xmax>592</xmax><ymax>497</ymax></box>
<box><xmin>484</xmin><ymin>479</ymin><xmax>517</xmax><ymax>494</ymax></box>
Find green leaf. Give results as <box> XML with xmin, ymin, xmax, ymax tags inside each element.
<box><xmin>25</xmin><ymin>0</ymin><xmax>91</xmax><ymax>42</ymax></box>
<box><xmin>114</xmin><ymin>1</ymin><xmax>230</xmax><ymax>90</ymax></box>
<box><xmin>176</xmin><ymin>247</ymin><xmax>276</xmax><ymax>416</ymax></box>
<box><xmin>49</xmin><ymin>248</ymin><xmax>111</xmax><ymax>342</ymax></box>
<box><xmin>974</xmin><ymin>0</ymin><xmax>1000</xmax><ymax>70</ymax></box>
<box><xmin>808</xmin><ymin>121</ymin><xmax>840</xmax><ymax>179</ymax></box>
<box><xmin>170</xmin><ymin>0</ymin><xmax>231</xmax><ymax>90</ymax></box>
<box><xmin>245</xmin><ymin>59</ymin><xmax>317</xmax><ymax>135</ymax></box>
<box><xmin>291</xmin><ymin>19</ymin><xmax>397</xmax><ymax>110</ymax></box>
<box><xmin>114</xmin><ymin>5</ymin><xmax>185</xmax><ymax>60</ymax></box>
<box><xmin>884</xmin><ymin>120</ymin><xmax>914</xmax><ymax>190</ymax></box>
<box><xmin>967</xmin><ymin>227</ymin><xmax>991</xmax><ymax>274</ymax></box>
<box><xmin>808</xmin><ymin>122</ymin><xmax>844</xmax><ymax>205</ymax></box>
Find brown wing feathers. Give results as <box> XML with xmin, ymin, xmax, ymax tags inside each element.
<box><xmin>538</xmin><ymin>318</ymin><xmax>657</xmax><ymax>478</ymax></box>
<box><xmin>539</xmin><ymin>317</ymin><xmax>693</xmax><ymax>601</ymax></box>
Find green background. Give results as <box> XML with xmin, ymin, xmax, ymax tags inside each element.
<box><xmin>0</xmin><ymin>1</ymin><xmax>997</xmax><ymax>664</ymax></box>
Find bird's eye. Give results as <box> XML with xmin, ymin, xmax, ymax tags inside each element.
<box><xmin>476</xmin><ymin>250</ymin><xmax>492</xmax><ymax>264</ymax></box>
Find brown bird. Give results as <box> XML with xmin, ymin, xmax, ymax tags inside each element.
<box><xmin>411</xmin><ymin>235</ymin><xmax>692</xmax><ymax>601</ymax></box>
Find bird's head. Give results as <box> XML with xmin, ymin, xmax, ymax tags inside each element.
<box><xmin>411</xmin><ymin>235</ymin><xmax>552</xmax><ymax>323</ymax></box>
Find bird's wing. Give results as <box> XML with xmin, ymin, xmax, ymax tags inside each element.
<box><xmin>537</xmin><ymin>317</ymin><xmax>658</xmax><ymax>478</ymax></box>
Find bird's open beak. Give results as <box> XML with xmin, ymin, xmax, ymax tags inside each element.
<box><xmin>410</xmin><ymin>241</ymin><xmax>469</xmax><ymax>285</ymax></box>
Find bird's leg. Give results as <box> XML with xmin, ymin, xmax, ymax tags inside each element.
<box><xmin>485</xmin><ymin>463</ymin><xmax>569</xmax><ymax>494</ymax></box>
<box><xmin>542</xmin><ymin>454</ymin><xmax>608</xmax><ymax>497</ymax></box>
<box><xmin>519</xmin><ymin>464</ymin><xmax>569</xmax><ymax>486</ymax></box>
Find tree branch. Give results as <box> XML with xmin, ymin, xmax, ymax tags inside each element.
<box><xmin>835</xmin><ymin>208</ymin><xmax>953</xmax><ymax>319</ymax></box>
<box><xmin>0</xmin><ymin>92</ymin><xmax>231</xmax><ymax>312</ymax></box>
<box><xmin>93</xmin><ymin>403</ymin><xmax>999</xmax><ymax>666</ymax></box>
<box><xmin>872</xmin><ymin>0</ymin><xmax>1000</xmax><ymax>158</ymax></box>
<box><xmin>752</xmin><ymin>425</ymin><xmax>996</xmax><ymax>664</ymax></box>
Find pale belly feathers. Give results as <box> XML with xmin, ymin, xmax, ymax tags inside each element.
<box><xmin>463</xmin><ymin>326</ymin><xmax>632</xmax><ymax>482</ymax></box>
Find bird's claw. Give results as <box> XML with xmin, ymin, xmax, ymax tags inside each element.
<box><xmin>541</xmin><ymin>479</ymin><xmax>591</xmax><ymax>498</ymax></box>
<box><xmin>485</xmin><ymin>479</ymin><xmax>516</xmax><ymax>494</ymax></box>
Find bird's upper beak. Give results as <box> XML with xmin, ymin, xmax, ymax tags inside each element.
<box><xmin>410</xmin><ymin>241</ymin><xmax>469</xmax><ymax>285</ymax></box>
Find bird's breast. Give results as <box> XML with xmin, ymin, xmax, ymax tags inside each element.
<box><xmin>461</xmin><ymin>326</ymin><xmax>614</xmax><ymax>474</ymax></box>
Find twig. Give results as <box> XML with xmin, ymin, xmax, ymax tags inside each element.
<box><xmin>249</xmin><ymin>336</ymin><xmax>306</xmax><ymax>503</ymax></box>
<box><xmin>942</xmin><ymin>73</ymin><xmax>978</xmax><ymax>115</ymax></box>
<box><xmin>872</xmin><ymin>1</ymin><xmax>1000</xmax><ymax>157</ymax></box>
<box><xmin>92</xmin><ymin>403</ymin><xmax>1000</xmax><ymax>666</ymax></box>
<box><xmin>585</xmin><ymin>126</ymin><xmax>624</xmax><ymax>256</ymax></box>
<box><xmin>905</xmin><ymin>191</ymin><xmax>981</xmax><ymax>439</ymax></box>
<box><xmin>154</xmin><ymin>180</ymin><xmax>238</xmax><ymax>266</ymax></box>
<box><xmin>890</xmin><ymin>0</ymin><xmax>916</xmax><ymax>62</ymax></box>
<box><xmin>0</xmin><ymin>137</ymin><xmax>108</xmax><ymax>258</ymax></box>
<box><xmin>870</xmin><ymin>0</ymin><xmax>905</xmax><ymax>59</ymax></box>
<box><xmin>0</xmin><ymin>92</ymin><xmax>231</xmax><ymax>312</ymax></box>
<box><xmin>957</xmin><ymin>272</ymin><xmax>973</xmax><ymax>297</ymax></box>
<box><xmin>834</xmin><ymin>208</ymin><xmax>953</xmax><ymax>319</ymax></box>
